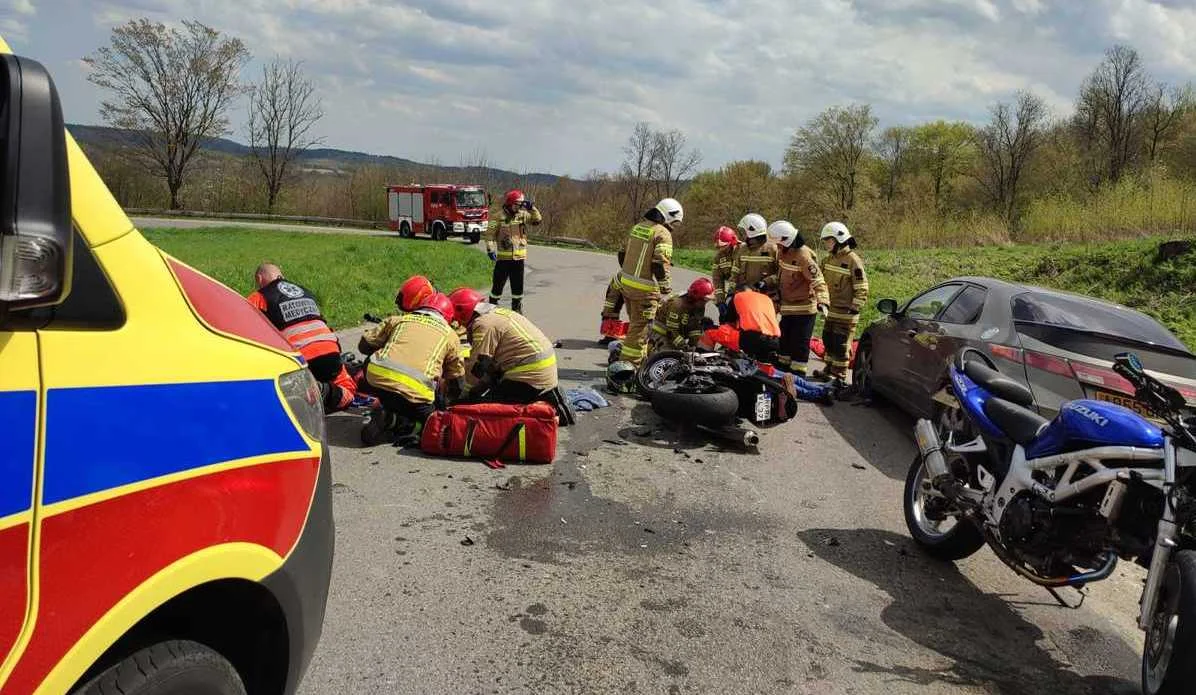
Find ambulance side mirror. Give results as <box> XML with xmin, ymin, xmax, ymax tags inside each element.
<box><xmin>0</xmin><ymin>54</ymin><xmax>72</xmax><ymax>311</ymax></box>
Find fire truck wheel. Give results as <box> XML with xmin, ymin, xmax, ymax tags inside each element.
<box><xmin>468</xmin><ymin>232</ymin><xmax>481</xmax><ymax>244</ymax></box>
<box><xmin>399</xmin><ymin>221</ymin><xmax>412</xmax><ymax>238</ymax></box>
<box><xmin>431</xmin><ymin>221</ymin><xmax>446</xmax><ymax>240</ymax></box>
<box><xmin>74</xmin><ymin>639</ymin><xmax>246</xmax><ymax>695</ymax></box>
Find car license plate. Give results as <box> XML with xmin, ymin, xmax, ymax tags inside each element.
<box><xmin>754</xmin><ymin>392</ymin><xmax>772</xmax><ymax>423</ymax></box>
<box><xmin>1093</xmin><ymin>390</ymin><xmax>1158</xmax><ymax>422</ymax></box>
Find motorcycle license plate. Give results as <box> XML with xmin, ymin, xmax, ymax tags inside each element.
<box><xmin>754</xmin><ymin>393</ymin><xmax>772</xmax><ymax>423</ymax></box>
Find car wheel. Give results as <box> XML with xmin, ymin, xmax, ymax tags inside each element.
<box><xmin>852</xmin><ymin>339</ymin><xmax>878</xmax><ymax>401</ymax></box>
<box><xmin>74</xmin><ymin>640</ymin><xmax>245</xmax><ymax>695</ymax></box>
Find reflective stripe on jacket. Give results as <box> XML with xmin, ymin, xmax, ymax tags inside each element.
<box><xmin>777</xmin><ymin>244</ymin><xmax>829</xmax><ymax>316</ymax></box>
<box><xmin>821</xmin><ymin>248</ymin><xmax>869</xmax><ymax>322</ymax></box>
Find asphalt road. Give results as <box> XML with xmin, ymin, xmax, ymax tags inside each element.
<box><xmin>140</xmin><ymin>218</ymin><xmax>1150</xmax><ymax>693</ymax></box>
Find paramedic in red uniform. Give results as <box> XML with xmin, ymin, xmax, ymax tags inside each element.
<box><xmin>247</xmin><ymin>262</ymin><xmax>356</xmax><ymax>411</ymax></box>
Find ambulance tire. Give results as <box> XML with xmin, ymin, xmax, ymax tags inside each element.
<box><xmin>650</xmin><ymin>385</ymin><xmax>739</xmax><ymax>428</ymax></box>
<box><xmin>75</xmin><ymin>640</ymin><xmax>245</xmax><ymax>695</ymax></box>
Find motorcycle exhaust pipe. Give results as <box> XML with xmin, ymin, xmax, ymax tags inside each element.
<box><xmin>914</xmin><ymin>418</ymin><xmax>951</xmax><ymax>480</ymax></box>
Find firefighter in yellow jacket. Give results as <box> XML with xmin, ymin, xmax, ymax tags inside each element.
<box><xmin>711</xmin><ymin>225</ymin><xmax>740</xmax><ymax>307</ymax></box>
<box><xmin>732</xmin><ymin>212</ymin><xmax>779</xmax><ymax>308</ymax></box>
<box><xmin>487</xmin><ymin>189</ymin><xmax>542</xmax><ymax>313</ymax></box>
<box><xmin>767</xmin><ymin>221</ymin><xmax>829</xmax><ymax>376</ymax></box>
<box><xmin>357</xmin><ymin>292</ymin><xmax>466</xmax><ymax>445</ymax></box>
<box><xmin>448</xmin><ymin>288</ymin><xmax>559</xmax><ymax>403</ymax></box>
<box><xmin>649</xmin><ymin>278</ymin><xmax>715</xmax><ymax>353</ymax></box>
<box><xmin>816</xmin><ymin>221</ymin><xmax>868</xmax><ymax>381</ymax></box>
<box><xmin>616</xmin><ymin>198</ymin><xmax>682</xmax><ymax>365</ymax></box>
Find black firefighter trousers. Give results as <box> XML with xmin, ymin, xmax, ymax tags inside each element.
<box><xmin>490</xmin><ymin>259</ymin><xmax>525</xmax><ymax>313</ymax></box>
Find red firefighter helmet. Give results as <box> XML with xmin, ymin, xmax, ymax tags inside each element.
<box><xmin>397</xmin><ymin>275</ymin><xmax>435</xmax><ymax>312</ymax></box>
<box><xmin>418</xmin><ymin>292</ymin><xmax>456</xmax><ymax>323</ymax></box>
<box><xmin>504</xmin><ymin>189</ymin><xmax>525</xmax><ymax>208</ymax></box>
<box><xmin>448</xmin><ymin>287</ymin><xmax>486</xmax><ymax>326</ymax></box>
<box><xmin>714</xmin><ymin>226</ymin><xmax>739</xmax><ymax>247</ymax></box>
<box><xmin>687</xmin><ymin>278</ymin><xmax>716</xmax><ymax>302</ymax></box>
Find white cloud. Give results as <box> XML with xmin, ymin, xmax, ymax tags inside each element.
<box><xmin>14</xmin><ymin>0</ymin><xmax>1193</xmax><ymax>175</ymax></box>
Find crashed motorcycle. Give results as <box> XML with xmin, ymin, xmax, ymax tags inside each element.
<box><xmin>908</xmin><ymin>346</ymin><xmax>1196</xmax><ymax>694</ymax></box>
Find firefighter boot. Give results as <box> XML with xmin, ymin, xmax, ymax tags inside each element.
<box><xmin>512</xmin><ymin>297</ymin><xmax>523</xmax><ymax>314</ymax></box>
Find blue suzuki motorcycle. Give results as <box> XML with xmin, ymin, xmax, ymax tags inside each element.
<box><xmin>907</xmin><ymin>347</ymin><xmax>1196</xmax><ymax>694</ymax></box>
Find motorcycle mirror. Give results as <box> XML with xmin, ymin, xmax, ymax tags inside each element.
<box><xmin>1115</xmin><ymin>352</ymin><xmax>1144</xmax><ymax>373</ymax></box>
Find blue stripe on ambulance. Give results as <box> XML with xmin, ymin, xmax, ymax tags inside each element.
<box><xmin>42</xmin><ymin>380</ymin><xmax>309</xmax><ymax>505</ymax></box>
<box><xmin>0</xmin><ymin>390</ymin><xmax>36</xmax><ymax>518</ymax></box>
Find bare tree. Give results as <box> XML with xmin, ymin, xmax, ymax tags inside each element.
<box><xmin>620</xmin><ymin>122</ymin><xmax>657</xmax><ymax>219</ymax></box>
<box><xmin>784</xmin><ymin>104</ymin><xmax>878</xmax><ymax>212</ymax></box>
<box><xmin>975</xmin><ymin>91</ymin><xmax>1048</xmax><ymax>224</ymax></box>
<box><xmin>873</xmin><ymin>126</ymin><xmax>911</xmax><ymax>203</ymax></box>
<box><xmin>1074</xmin><ymin>44</ymin><xmax>1151</xmax><ymax>184</ymax></box>
<box><xmin>650</xmin><ymin>129</ymin><xmax>701</xmax><ymax>199</ymax></box>
<box><xmin>1144</xmin><ymin>82</ymin><xmax>1194</xmax><ymax>163</ymax></box>
<box><xmin>84</xmin><ymin>19</ymin><xmax>250</xmax><ymax>209</ymax></box>
<box><xmin>248</xmin><ymin>58</ymin><xmax>323</xmax><ymax>213</ymax></box>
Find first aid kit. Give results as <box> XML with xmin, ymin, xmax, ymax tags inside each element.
<box><xmin>421</xmin><ymin>401</ymin><xmax>558</xmax><ymax>465</ymax></box>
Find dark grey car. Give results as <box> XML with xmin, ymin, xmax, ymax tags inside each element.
<box><xmin>854</xmin><ymin>276</ymin><xmax>1196</xmax><ymax>422</ymax></box>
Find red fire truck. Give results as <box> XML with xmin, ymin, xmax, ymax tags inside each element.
<box><xmin>386</xmin><ymin>183</ymin><xmax>489</xmax><ymax>244</ymax></box>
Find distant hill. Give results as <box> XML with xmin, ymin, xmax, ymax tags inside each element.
<box><xmin>66</xmin><ymin>124</ymin><xmax>562</xmax><ymax>187</ymax></box>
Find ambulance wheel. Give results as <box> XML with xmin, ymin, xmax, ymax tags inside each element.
<box><xmin>74</xmin><ymin>640</ymin><xmax>245</xmax><ymax>695</ymax></box>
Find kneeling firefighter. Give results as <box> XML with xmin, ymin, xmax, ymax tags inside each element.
<box><xmin>358</xmin><ymin>292</ymin><xmax>466</xmax><ymax>444</ymax></box>
<box><xmin>768</xmin><ymin>221</ymin><xmax>828</xmax><ymax>376</ymax></box>
<box><xmin>247</xmin><ymin>262</ymin><xmax>356</xmax><ymax>412</ymax></box>
<box><xmin>649</xmin><ymin>278</ymin><xmax>715</xmax><ymax>353</ymax></box>
<box><xmin>449</xmin><ymin>288</ymin><xmax>559</xmax><ymax>404</ymax></box>
<box><xmin>816</xmin><ymin>221</ymin><xmax>868</xmax><ymax>381</ymax></box>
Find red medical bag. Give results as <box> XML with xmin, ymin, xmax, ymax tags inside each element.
<box><xmin>420</xmin><ymin>401</ymin><xmax>558</xmax><ymax>465</ymax></box>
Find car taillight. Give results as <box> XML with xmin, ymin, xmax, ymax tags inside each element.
<box><xmin>1069</xmin><ymin>361</ymin><xmax>1135</xmax><ymax>395</ymax></box>
<box><xmin>1024</xmin><ymin>350</ymin><xmax>1075</xmax><ymax>379</ymax></box>
<box><xmin>990</xmin><ymin>344</ymin><xmax>1023</xmax><ymax>364</ymax></box>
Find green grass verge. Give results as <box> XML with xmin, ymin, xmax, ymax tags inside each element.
<box><xmin>142</xmin><ymin>226</ymin><xmax>492</xmax><ymax>329</ymax></box>
<box><xmin>674</xmin><ymin>237</ymin><xmax>1196</xmax><ymax>348</ymax></box>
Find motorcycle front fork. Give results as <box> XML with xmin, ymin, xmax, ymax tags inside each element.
<box><xmin>1140</xmin><ymin>518</ymin><xmax>1178</xmax><ymax>630</ymax></box>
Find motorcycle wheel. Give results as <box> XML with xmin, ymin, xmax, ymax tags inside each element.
<box><xmin>903</xmin><ymin>454</ymin><xmax>984</xmax><ymax>561</ymax></box>
<box><xmin>650</xmin><ymin>385</ymin><xmax>739</xmax><ymax>427</ymax></box>
<box><xmin>1142</xmin><ymin>550</ymin><xmax>1196</xmax><ymax>695</ymax></box>
<box><xmin>637</xmin><ymin>350</ymin><xmax>687</xmax><ymax>396</ymax></box>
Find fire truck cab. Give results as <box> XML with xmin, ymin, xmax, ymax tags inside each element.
<box><xmin>386</xmin><ymin>183</ymin><xmax>489</xmax><ymax>244</ymax></box>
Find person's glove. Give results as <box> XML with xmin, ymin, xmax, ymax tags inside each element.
<box><xmin>487</xmin><ymin>250</ymin><xmax>498</xmax><ymax>262</ymax></box>
<box><xmin>523</xmin><ymin>200</ymin><xmax>535</xmax><ymax>211</ymax></box>
<box><xmin>817</xmin><ymin>303</ymin><xmax>829</xmax><ymax>317</ymax></box>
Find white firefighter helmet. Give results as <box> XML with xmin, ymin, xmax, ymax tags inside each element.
<box><xmin>767</xmin><ymin>220</ymin><xmax>802</xmax><ymax>248</ymax></box>
<box><xmin>654</xmin><ymin>198</ymin><xmax>684</xmax><ymax>225</ymax></box>
<box><xmin>738</xmin><ymin>213</ymin><xmax>768</xmax><ymax>240</ymax></box>
<box><xmin>606</xmin><ymin>361</ymin><xmax>638</xmax><ymax>394</ymax></box>
<box><xmin>819</xmin><ymin>221</ymin><xmax>852</xmax><ymax>245</ymax></box>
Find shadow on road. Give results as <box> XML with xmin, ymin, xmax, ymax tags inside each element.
<box><xmin>798</xmin><ymin>527</ymin><xmax>1139</xmax><ymax>695</ymax></box>
<box><xmin>820</xmin><ymin>397</ymin><xmax>919</xmax><ymax>481</ymax></box>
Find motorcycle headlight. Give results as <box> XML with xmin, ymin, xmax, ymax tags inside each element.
<box><xmin>279</xmin><ymin>368</ymin><xmax>326</xmax><ymax>443</ymax></box>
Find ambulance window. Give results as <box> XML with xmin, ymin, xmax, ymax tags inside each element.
<box><xmin>30</xmin><ymin>231</ymin><xmax>124</xmax><ymax>329</ymax></box>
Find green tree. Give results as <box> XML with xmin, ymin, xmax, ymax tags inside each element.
<box><xmin>911</xmin><ymin>121</ymin><xmax>975</xmax><ymax>212</ymax></box>
<box><xmin>784</xmin><ymin>104</ymin><xmax>878</xmax><ymax>213</ymax></box>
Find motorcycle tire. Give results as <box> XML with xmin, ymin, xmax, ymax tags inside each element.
<box><xmin>637</xmin><ymin>350</ymin><xmax>688</xmax><ymax>396</ymax></box>
<box><xmin>903</xmin><ymin>454</ymin><xmax>984</xmax><ymax>561</ymax></box>
<box><xmin>650</xmin><ymin>385</ymin><xmax>739</xmax><ymax>428</ymax></box>
<box><xmin>1142</xmin><ymin>550</ymin><xmax>1196</xmax><ymax>695</ymax></box>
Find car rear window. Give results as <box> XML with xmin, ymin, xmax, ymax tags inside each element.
<box><xmin>1011</xmin><ymin>291</ymin><xmax>1188</xmax><ymax>352</ymax></box>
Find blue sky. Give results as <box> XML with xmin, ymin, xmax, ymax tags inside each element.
<box><xmin>4</xmin><ymin>0</ymin><xmax>1195</xmax><ymax>176</ymax></box>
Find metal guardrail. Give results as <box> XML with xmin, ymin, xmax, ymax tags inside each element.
<box><xmin>125</xmin><ymin>208</ymin><xmax>603</xmax><ymax>249</ymax></box>
<box><xmin>125</xmin><ymin>208</ymin><xmax>390</xmax><ymax>229</ymax></box>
